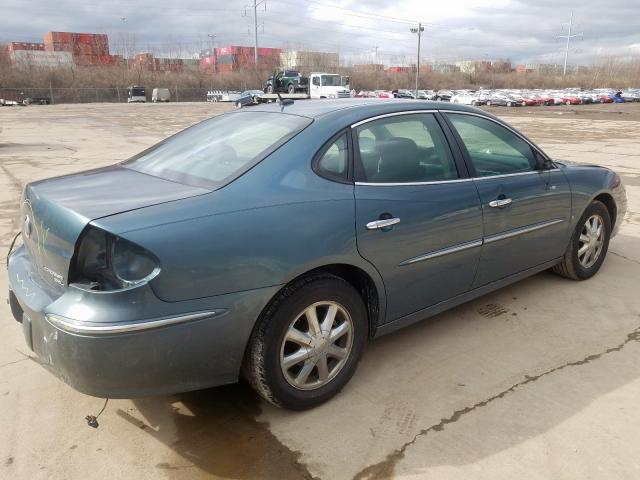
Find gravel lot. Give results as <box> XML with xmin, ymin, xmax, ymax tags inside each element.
<box><xmin>1</xmin><ymin>101</ymin><xmax>639</xmax><ymax>480</ymax></box>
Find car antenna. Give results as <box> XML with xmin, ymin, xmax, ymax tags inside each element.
<box><xmin>276</xmin><ymin>92</ymin><xmax>294</xmax><ymax>111</ymax></box>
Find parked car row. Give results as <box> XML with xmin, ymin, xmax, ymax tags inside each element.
<box><xmin>354</xmin><ymin>88</ymin><xmax>640</xmax><ymax>107</ymax></box>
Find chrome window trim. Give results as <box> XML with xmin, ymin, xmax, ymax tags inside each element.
<box><xmin>351</xmin><ymin>109</ymin><xmax>440</xmax><ymax>128</ymax></box>
<box><xmin>349</xmin><ymin>108</ymin><xmax>557</xmax><ymax>185</ymax></box>
<box><xmin>399</xmin><ymin>239</ymin><xmax>483</xmax><ymax>266</ymax></box>
<box><xmin>45</xmin><ymin>310</ymin><xmax>223</xmax><ymax>335</ymax></box>
<box><xmin>355</xmin><ymin>178</ymin><xmax>474</xmax><ymax>187</ymax></box>
<box><xmin>398</xmin><ymin>218</ymin><xmax>565</xmax><ymax>266</ymax></box>
<box><xmin>473</xmin><ymin>168</ymin><xmax>560</xmax><ymax>181</ymax></box>
<box><xmin>484</xmin><ymin>218</ymin><xmax>565</xmax><ymax>244</ymax></box>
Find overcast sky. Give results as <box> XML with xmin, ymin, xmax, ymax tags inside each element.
<box><xmin>3</xmin><ymin>0</ymin><xmax>640</xmax><ymax>65</ymax></box>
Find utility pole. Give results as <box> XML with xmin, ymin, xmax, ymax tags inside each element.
<box><xmin>557</xmin><ymin>11</ymin><xmax>583</xmax><ymax>77</ymax></box>
<box><xmin>410</xmin><ymin>23</ymin><xmax>424</xmax><ymax>98</ymax></box>
<box><xmin>245</xmin><ymin>0</ymin><xmax>266</xmax><ymax>72</ymax></box>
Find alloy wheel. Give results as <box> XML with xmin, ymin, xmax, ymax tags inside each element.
<box><xmin>280</xmin><ymin>301</ymin><xmax>354</xmax><ymax>390</ymax></box>
<box><xmin>578</xmin><ymin>214</ymin><xmax>605</xmax><ymax>268</ymax></box>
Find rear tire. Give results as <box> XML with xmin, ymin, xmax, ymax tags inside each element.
<box><xmin>552</xmin><ymin>200</ymin><xmax>611</xmax><ymax>280</ymax></box>
<box><xmin>243</xmin><ymin>274</ymin><xmax>367</xmax><ymax>410</ymax></box>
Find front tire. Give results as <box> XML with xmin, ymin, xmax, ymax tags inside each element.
<box><xmin>243</xmin><ymin>274</ymin><xmax>367</xmax><ymax>410</ymax></box>
<box><xmin>552</xmin><ymin>200</ymin><xmax>611</xmax><ymax>280</ymax></box>
<box><xmin>287</xmin><ymin>84</ymin><xmax>295</xmax><ymax>94</ymax></box>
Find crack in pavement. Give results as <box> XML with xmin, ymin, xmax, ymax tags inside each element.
<box><xmin>0</xmin><ymin>357</ymin><xmax>30</xmax><ymax>368</ymax></box>
<box><xmin>610</xmin><ymin>251</ymin><xmax>640</xmax><ymax>266</ymax></box>
<box><xmin>352</xmin><ymin>325</ymin><xmax>640</xmax><ymax>480</ymax></box>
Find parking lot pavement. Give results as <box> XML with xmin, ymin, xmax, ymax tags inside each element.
<box><xmin>1</xmin><ymin>102</ymin><xmax>639</xmax><ymax>480</ymax></box>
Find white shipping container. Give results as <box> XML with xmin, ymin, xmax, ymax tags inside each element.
<box><xmin>11</xmin><ymin>50</ymin><xmax>74</xmax><ymax>68</ymax></box>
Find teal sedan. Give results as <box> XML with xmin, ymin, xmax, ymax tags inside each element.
<box><xmin>7</xmin><ymin>100</ymin><xmax>626</xmax><ymax>409</ymax></box>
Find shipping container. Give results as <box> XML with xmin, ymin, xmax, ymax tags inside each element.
<box><xmin>216</xmin><ymin>63</ymin><xmax>236</xmax><ymax>73</ymax></box>
<box><xmin>258</xmin><ymin>47</ymin><xmax>282</xmax><ymax>57</ymax></box>
<box><xmin>8</xmin><ymin>42</ymin><xmax>45</xmax><ymax>52</ymax></box>
<box><xmin>44</xmin><ymin>32</ymin><xmax>109</xmax><ymax>56</ymax></box>
<box><xmin>216</xmin><ymin>54</ymin><xmax>236</xmax><ymax>65</ymax></box>
<box><xmin>10</xmin><ymin>50</ymin><xmax>74</xmax><ymax>68</ymax></box>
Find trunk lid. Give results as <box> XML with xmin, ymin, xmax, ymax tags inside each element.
<box><xmin>21</xmin><ymin>165</ymin><xmax>209</xmax><ymax>295</ymax></box>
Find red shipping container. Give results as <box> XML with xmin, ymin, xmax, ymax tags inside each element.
<box><xmin>216</xmin><ymin>63</ymin><xmax>236</xmax><ymax>73</ymax></box>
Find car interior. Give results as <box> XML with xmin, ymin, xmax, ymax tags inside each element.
<box><xmin>357</xmin><ymin>119</ymin><xmax>459</xmax><ymax>183</ymax></box>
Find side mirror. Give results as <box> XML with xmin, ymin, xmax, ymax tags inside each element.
<box><xmin>535</xmin><ymin>151</ymin><xmax>554</xmax><ymax>170</ymax></box>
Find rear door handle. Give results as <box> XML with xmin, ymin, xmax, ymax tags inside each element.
<box><xmin>489</xmin><ymin>198</ymin><xmax>512</xmax><ymax>208</ymax></box>
<box><xmin>366</xmin><ymin>218</ymin><xmax>400</xmax><ymax>230</ymax></box>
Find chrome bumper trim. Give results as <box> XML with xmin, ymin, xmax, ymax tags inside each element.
<box><xmin>45</xmin><ymin>310</ymin><xmax>224</xmax><ymax>335</ymax></box>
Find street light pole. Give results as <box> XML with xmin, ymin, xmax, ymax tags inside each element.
<box><xmin>208</xmin><ymin>33</ymin><xmax>216</xmax><ymax>74</ymax></box>
<box><xmin>410</xmin><ymin>23</ymin><xmax>424</xmax><ymax>99</ymax></box>
<box><xmin>120</xmin><ymin>17</ymin><xmax>128</xmax><ymax>69</ymax></box>
<box><xmin>373</xmin><ymin>46</ymin><xmax>379</xmax><ymax>90</ymax></box>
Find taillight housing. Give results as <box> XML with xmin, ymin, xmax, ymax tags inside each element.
<box><xmin>70</xmin><ymin>227</ymin><xmax>160</xmax><ymax>291</ymax></box>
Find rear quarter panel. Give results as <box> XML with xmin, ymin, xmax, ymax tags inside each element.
<box><xmin>93</xmin><ymin>122</ymin><xmax>386</xmax><ymax>306</ymax></box>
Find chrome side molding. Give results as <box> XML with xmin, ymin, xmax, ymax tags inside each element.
<box><xmin>399</xmin><ymin>239</ymin><xmax>483</xmax><ymax>266</ymax></box>
<box><xmin>484</xmin><ymin>218</ymin><xmax>565</xmax><ymax>244</ymax></box>
<box><xmin>398</xmin><ymin>218</ymin><xmax>565</xmax><ymax>266</ymax></box>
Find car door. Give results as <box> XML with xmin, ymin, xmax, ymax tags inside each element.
<box><xmin>353</xmin><ymin>112</ymin><xmax>484</xmax><ymax>322</ymax></box>
<box><xmin>445</xmin><ymin>112</ymin><xmax>571</xmax><ymax>287</ymax></box>
<box><xmin>310</xmin><ymin>75</ymin><xmax>321</xmax><ymax>98</ymax></box>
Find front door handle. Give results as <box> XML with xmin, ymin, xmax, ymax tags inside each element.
<box><xmin>489</xmin><ymin>198</ymin><xmax>512</xmax><ymax>208</ymax></box>
<box><xmin>366</xmin><ymin>218</ymin><xmax>400</xmax><ymax>230</ymax></box>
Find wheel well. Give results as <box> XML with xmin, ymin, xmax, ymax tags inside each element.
<box><xmin>291</xmin><ymin>265</ymin><xmax>380</xmax><ymax>338</ymax></box>
<box><xmin>594</xmin><ymin>193</ymin><xmax>617</xmax><ymax>229</ymax></box>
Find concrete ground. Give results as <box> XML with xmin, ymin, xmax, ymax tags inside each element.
<box><xmin>1</xmin><ymin>102</ymin><xmax>639</xmax><ymax>480</ymax></box>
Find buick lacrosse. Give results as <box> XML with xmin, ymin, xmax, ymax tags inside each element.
<box><xmin>8</xmin><ymin>100</ymin><xmax>626</xmax><ymax>409</ymax></box>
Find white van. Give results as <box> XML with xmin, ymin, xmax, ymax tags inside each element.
<box><xmin>152</xmin><ymin>88</ymin><xmax>171</xmax><ymax>102</ymax></box>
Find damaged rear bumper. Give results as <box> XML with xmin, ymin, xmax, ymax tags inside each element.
<box><xmin>8</xmin><ymin>244</ymin><xmax>280</xmax><ymax>398</ymax></box>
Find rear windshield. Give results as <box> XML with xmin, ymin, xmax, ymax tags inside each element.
<box><xmin>131</xmin><ymin>88</ymin><xmax>145</xmax><ymax>96</ymax></box>
<box><xmin>124</xmin><ymin>112</ymin><xmax>311</xmax><ymax>189</ymax></box>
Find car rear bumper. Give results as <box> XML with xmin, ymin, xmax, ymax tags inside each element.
<box><xmin>8</xmin><ymin>244</ymin><xmax>280</xmax><ymax>398</ymax></box>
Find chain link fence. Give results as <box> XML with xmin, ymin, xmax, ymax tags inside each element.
<box><xmin>0</xmin><ymin>86</ymin><xmax>212</xmax><ymax>104</ymax></box>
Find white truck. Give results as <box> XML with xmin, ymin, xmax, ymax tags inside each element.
<box><xmin>263</xmin><ymin>71</ymin><xmax>351</xmax><ymax>100</ymax></box>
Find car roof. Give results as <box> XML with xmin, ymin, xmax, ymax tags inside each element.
<box><xmin>247</xmin><ymin>98</ymin><xmax>482</xmax><ymax>119</ymax></box>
